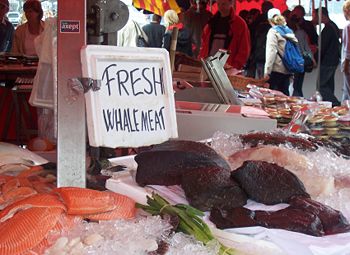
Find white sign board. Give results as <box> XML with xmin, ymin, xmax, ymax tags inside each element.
<box><xmin>81</xmin><ymin>45</ymin><xmax>178</xmax><ymax>148</ymax></box>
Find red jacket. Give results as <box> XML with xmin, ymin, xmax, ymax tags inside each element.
<box><xmin>199</xmin><ymin>9</ymin><xmax>251</xmax><ymax>70</ymax></box>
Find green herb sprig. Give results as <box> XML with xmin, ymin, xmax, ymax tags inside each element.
<box><xmin>136</xmin><ymin>193</ymin><xmax>236</xmax><ymax>255</ymax></box>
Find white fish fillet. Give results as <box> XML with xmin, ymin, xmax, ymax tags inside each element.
<box><xmin>0</xmin><ymin>142</ymin><xmax>48</xmax><ymax>173</ymax></box>
<box><xmin>228</xmin><ymin>145</ymin><xmax>335</xmax><ymax>198</ymax></box>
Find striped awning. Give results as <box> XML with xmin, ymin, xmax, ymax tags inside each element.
<box><xmin>132</xmin><ymin>0</ymin><xmax>181</xmax><ymax>16</ymax></box>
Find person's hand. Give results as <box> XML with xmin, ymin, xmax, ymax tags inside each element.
<box><xmin>263</xmin><ymin>74</ymin><xmax>270</xmax><ymax>80</ymax></box>
<box><xmin>225</xmin><ymin>66</ymin><xmax>242</xmax><ymax>76</ymax></box>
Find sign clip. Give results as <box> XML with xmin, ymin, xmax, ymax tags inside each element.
<box><xmin>65</xmin><ymin>77</ymin><xmax>101</xmax><ymax>104</ymax></box>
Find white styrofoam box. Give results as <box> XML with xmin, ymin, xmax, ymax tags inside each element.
<box><xmin>81</xmin><ymin>45</ymin><xmax>178</xmax><ymax>148</ymax></box>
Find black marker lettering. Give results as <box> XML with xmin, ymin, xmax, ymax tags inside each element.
<box><xmin>130</xmin><ymin>68</ymin><xmax>143</xmax><ymax>96</ymax></box>
<box><xmin>142</xmin><ymin>68</ymin><xmax>153</xmax><ymax>95</ymax></box>
<box><xmin>116</xmin><ymin>69</ymin><xmax>130</xmax><ymax>96</ymax></box>
<box><xmin>101</xmin><ymin>64</ymin><xmax>117</xmax><ymax>96</ymax></box>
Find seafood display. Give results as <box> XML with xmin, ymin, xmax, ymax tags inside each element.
<box><xmin>1</xmin><ymin>128</ymin><xmax>350</xmax><ymax>254</ymax></box>
<box><xmin>135</xmin><ymin>135</ymin><xmax>350</xmax><ymax>238</ymax></box>
<box><xmin>0</xmin><ymin>167</ymin><xmax>136</xmax><ymax>255</ymax></box>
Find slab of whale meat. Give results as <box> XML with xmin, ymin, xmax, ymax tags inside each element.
<box><xmin>239</xmin><ymin>132</ymin><xmax>317</xmax><ymax>151</ymax></box>
<box><xmin>239</xmin><ymin>131</ymin><xmax>350</xmax><ymax>158</ymax></box>
<box><xmin>308</xmin><ymin>137</ymin><xmax>350</xmax><ymax>158</ymax></box>
<box><xmin>181</xmin><ymin>166</ymin><xmax>247</xmax><ymax>211</ymax></box>
<box><xmin>231</xmin><ymin>161</ymin><xmax>309</xmax><ymax>205</ymax></box>
<box><xmin>210</xmin><ymin>207</ymin><xmax>256</xmax><ymax>229</ymax></box>
<box><xmin>210</xmin><ymin>206</ymin><xmax>325</xmax><ymax>236</ymax></box>
<box><xmin>289</xmin><ymin>196</ymin><xmax>350</xmax><ymax>235</ymax></box>
<box><xmin>135</xmin><ymin>140</ymin><xmax>230</xmax><ymax>186</ymax></box>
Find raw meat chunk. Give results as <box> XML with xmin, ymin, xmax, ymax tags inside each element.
<box><xmin>210</xmin><ymin>206</ymin><xmax>325</xmax><ymax>236</ymax></box>
<box><xmin>182</xmin><ymin>166</ymin><xmax>247</xmax><ymax>211</ymax></box>
<box><xmin>231</xmin><ymin>161</ymin><xmax>309</xmax><ymax>204</ymax></box>
<box><xmin>135</xmin><ymin>140</ymin><xmax>230</xmax><ymax>186</ymax></box>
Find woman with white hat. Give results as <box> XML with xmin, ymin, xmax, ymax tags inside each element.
<box><xmin>162</xmin><ymin>9</ymin><xmax>193</xmax><ymax>57</ymax></box>
<box><xmin>0</xmin><ymin>0</ymin><xmax>14</xmax><ymax>52</ymax></box>
<box><xmin>264</xmin><ymin>8</ymin><xmax>298</xmax><ymax>96</ymax></box>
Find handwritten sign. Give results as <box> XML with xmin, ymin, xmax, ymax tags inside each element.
<box><xmin>81</xmin><ymin>45</ymin><xmax>178</xmax><ymax>148</ymax></box>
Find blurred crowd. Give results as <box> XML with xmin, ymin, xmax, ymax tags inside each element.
<box><xmin>0</xmin><ymin>0</ymin><xmax>45</xmax><ymax>55</ymax></box>
<box><xmin>118</xmin><ymin>0</ymin><xmax>350</xmax><ymax>106</ymax></box>
<box><xmin>2</xmin><ymin>0</ymin><xmax>350</xmax><ymax>105</ymax></box>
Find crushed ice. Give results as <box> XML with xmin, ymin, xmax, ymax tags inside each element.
<box><xmin>45</xmin><ymin>214</ymin><xmax>218</xmax><ymax>255</ymax></box>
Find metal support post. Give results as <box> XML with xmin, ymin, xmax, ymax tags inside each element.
<box><xmin>57</xmin><ymin>0</ymin><xmax>87</xmax><ymax>187</ymax></box>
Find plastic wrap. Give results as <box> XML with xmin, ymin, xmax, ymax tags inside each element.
<box><xmin>29</xmin><ymin>18</ymin><xmax>57</xmax><ymax>142</ymax></box>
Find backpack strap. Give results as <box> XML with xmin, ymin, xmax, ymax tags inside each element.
<box><xmin>273</xmin><ymin>26</ymin><xmax>285</xmax><ymax>60</ymax></box>
<box><xmin>273</xmin><ymin>25</ymin><xmax>296</xmax><ymax>58</ymax></box>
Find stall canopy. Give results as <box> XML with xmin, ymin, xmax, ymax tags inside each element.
<box><xmin>132</xmin><ymin>0</ymin><xmax>182</xmax><ymax>16</ymax></box>
<box><xmin>132</xmin><ymin>0</ymin><xmax>288</xmax><ymax>16</ymax></box>
<box><xmin>234</xmin><ymin>0</ymin><xmax>288</xmax><ymax>14</ymax></box>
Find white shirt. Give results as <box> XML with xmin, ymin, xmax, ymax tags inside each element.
<box><xmin>24</xmin><ymin>26</ymin><xmax>38</xmax><ymax>56</ymax></box>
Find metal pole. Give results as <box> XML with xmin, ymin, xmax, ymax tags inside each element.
<box><xmin>57</xmin><ymin>0</ymin><xmax>87</xmax><ymax>187</ymax></box>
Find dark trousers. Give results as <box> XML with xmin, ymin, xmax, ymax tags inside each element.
<box><xmin>293</xmin><ymin>72</ymin><xmax>305</xmax><ymax>97</ymax></box>
<box><xmin>268</xmin><ymin>71</ymin><xmax>291</xmax><ymax>96</ymax></box>
<box><xmin>318</xmin><ymin>65</ymin><xmax>340</xmax><ymax>106</ymax></box>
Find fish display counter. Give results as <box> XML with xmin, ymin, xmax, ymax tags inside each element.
<box><xmin>1</xmin><ymin>129</ymin><xmax>350</xmax><ymax>254</ymax></box>
<box><xmin>105</xmin><ymin>131</ymin><xmax>350</xmax><ymax>255</ymax></box>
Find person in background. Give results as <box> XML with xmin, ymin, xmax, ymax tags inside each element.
<box><xmin>199</xmin><ymin>0</ymin><xmax>250</xmax><ymax>70</ymax></box>
<box><xmin>264</xmin><ymin>8</ymin><xmax>295</xmax><ymax>96</ymax></box>
<box><xmin>291</xmin><ymin>5</ymin><xmax>318</xmax><ymax>55</ymax></box>
<box><xmin>117</xmin><ymin>19</ymin><xmax>142</xmax><ymax>47</ymax></box>
<box><xmin>247</xmin><ymin>8</ymin><xmax>260</xmax><ymax>28</ymax></box>
<box><xmin>0</xmin><ymin>0</ymin><xmax>14</xmax><ymax>52</ymax></box>
<box><xmin>12</xmin><ymin>0</ymin><xmax>44</xmax><ymax>55</ymax></box>
<box><xmin>246</xmin><ymin>1</ymin><xmax>273</xmax><ymax>78</ymax></box>
<box><xmin>313</xmin><ymin>7</ymin><xmax>341</xmax><ymax>106</ymax></box>
<box><xmin>239</xmin><ymin>9</ymin><xmax>249</xmax><ymax>24</ymax></box>
<box><xmin>341</xmin><ymin>0</ymin><xmax>350</xmax><ymax>102</ymax></box>
<box><xmin>162</xmin><ymin>9</ymin><xmax>193</xmax><ymax>57</ymax></box>
<box><xmin>288</xmin><ymin>14</ymin><xmax>315</xmax><ymax>97</ymax></box>
<box><xmin>183</xmin><ymin>0</ymin><xmax>212</xmax><ymax>58</ymax></box>
<box><xmin>142</xmin><ymin>14</ymin><xmax>165</xmax><ymax>48</ymax></box>
<box><xmin>282</xmin><ymin>9</ymin><xmax>291</xmax><ymax>20</ymax></box>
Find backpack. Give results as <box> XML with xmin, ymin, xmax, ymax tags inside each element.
<box><xmin>133</xmin><ymin>21</ymin><xmax>149</xmax><ymax>47</ymax></box>
<box><xmin>274</xmin><ymin>26</ymin><xmax>304</xmax><ymax>73</ymax></box>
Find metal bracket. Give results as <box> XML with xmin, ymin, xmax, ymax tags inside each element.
<box><xmin>66</xmin><ymin>77</ymin><xmax>101</xmax><ymax>104</ymax></box>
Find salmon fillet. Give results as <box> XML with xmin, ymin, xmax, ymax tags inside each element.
<box><xmin>0</xmin><ymin>193</ymin><xmax>66</xmax><ymax>223</ymax></box>
<box><xmin>0</xmin><ymin>207</ymin><xmax>64</xmax><ymax>255</ymax></box>
<box><xmin>85</xmin><ymin>192</ymin><xmax>136</xmax><ymax>221</ymax></box>
<box><xmin>2</xmin><ymin>186</ymin><xmax>37</xmax><ymax>201</ymax></box>
<box><xmin>53</xmin><ymin>187</ymin><xmax>117</xmax><ymax>215</ymax></box>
